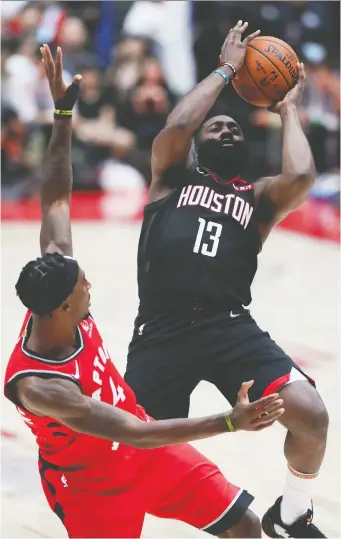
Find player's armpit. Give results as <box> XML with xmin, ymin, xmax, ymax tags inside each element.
<box><xmin>263</xmin><ymin>173</ymin><xmax>313</xmax><ymax>219</ymax></box>
<box><xmin>254</xmin><ymin>171</ymin><xmax>314</xmax><ymax>240</ymax></box>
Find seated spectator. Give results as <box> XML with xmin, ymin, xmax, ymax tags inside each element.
<box><xmin>1</xmin><ymin>106</ymin><xmax>37</xmax><ymax>198</ymax></box>
<box><xmin>72</xmin><ymin>65</ymin><xmax>135</xmax><ymax>189</ymax></box>
<box><xmin>117</xmin><ymin>57</ymin><xmax>175</xmax><ymax>150</ymax></box>
<box><xmin>106</xmin><ymin>36</ymin><xmax>151</xmax><ymax>106</ymax></box>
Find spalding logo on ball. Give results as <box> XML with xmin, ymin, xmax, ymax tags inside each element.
<box><xmin>232</xmin><ymin>36</ymin><xmax>299</xmax><ymax>107</ymax></box>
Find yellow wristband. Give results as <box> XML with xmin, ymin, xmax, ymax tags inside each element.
<box><xmin>54</xmin><ymin>109</ymin><xmax>73</xmax><ymax>116</ymax></box>
<box><xmin>225</xmin><ymin>413</ymin><xmax>237</xmax><ymax>432</ymax></box>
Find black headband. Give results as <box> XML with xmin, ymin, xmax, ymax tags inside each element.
<box><xmin>62</xmin><ymin>257</ymin><xmax>79</xmax><ymax>294</ymax></box>
<box><xmin>47</xmin><ymin>256</ymin><xmax>80</xmax><ymax>312</ymax></box>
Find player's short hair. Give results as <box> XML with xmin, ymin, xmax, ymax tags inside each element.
<box><xmin>15</xmin><ymin>253</ymin><xmax>79</xmax><ymax>316</ymax></box>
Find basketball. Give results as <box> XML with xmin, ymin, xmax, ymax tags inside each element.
<box><xmin>232</xmin><ymin>36</ymin><xmax>299</xmax><ymax>107</ymax></box>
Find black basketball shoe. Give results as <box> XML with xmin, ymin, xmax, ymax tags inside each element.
<box><xmin>262</xmin><ymin>496</ymin><xmax>326</xmax><ymax>538</ymax></box>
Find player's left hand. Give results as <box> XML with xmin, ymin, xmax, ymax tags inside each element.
<box><xmin>268</xmin><ymin>62</ymin><xmax>306</xmax><ymax>115</ymax></box>
<box><xmin>40</xmin><ymin>44</ymin><xmax>81</xmax><ymax>108</ymax></box>
<box><xmin>229</xmin><ymin>380</ymin><xmax>285</xmax><ymax>431</ymax></box>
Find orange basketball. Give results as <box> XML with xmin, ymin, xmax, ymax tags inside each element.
<box><xmin>232</xmin><ymin>36</ymin><xmax>299</xmax><ymax>107</ymax></box>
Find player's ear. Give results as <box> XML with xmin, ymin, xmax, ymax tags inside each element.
<box><xmin>61</xmin><ymin>301</ymin><xmax>71</xmax><ymax>312</ymax></box>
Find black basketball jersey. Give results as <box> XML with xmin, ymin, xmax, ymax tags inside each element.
<box><xmin>137</xmin><ymin>166</ymin><xmax>261</xmax><ymax>317</ymax></box>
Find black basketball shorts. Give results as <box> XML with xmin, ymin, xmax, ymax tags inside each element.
<box><xmin>124</xmin><ymin>309</ymin><xmax>315</xmax><ymax>420</ymax></box>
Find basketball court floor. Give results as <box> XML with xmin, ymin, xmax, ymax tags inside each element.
<box><xmin>1</xmin><ymin>221</ymin><xmax>340</xmax><ymax>538</ymax></box>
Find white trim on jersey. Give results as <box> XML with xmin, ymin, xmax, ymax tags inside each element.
<box><xmin>21</xmin><ymin>315</ymin><xmax>84</xmax><ymax>364</ymax></box>
<box><xmin>201</xmin><ymin>489</ymin><xmax>243</xmax><ymax>530</ymax></box>
<box><xmin>6</xmin><ymin>369</ymin><xmax>81</xmax><ymax>386</ymax></box>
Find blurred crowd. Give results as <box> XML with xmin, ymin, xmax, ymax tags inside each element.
<box><xmin>1</xmin><ymin>0</ymin><xmax>340</xmax><ymax>206</ymax></box>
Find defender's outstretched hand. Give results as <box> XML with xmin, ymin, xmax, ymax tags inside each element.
<box><xmin>40</xmin><ymin>44</ymin><xmax>81</xmax><ymax>113</ymax></box>
<box><xmin>268</xmin><ymin>62</ymin><xmax>306</xmax><ymax>114</ymax></box>
<box><xmin>228</xmin><ymin>380</ymin><xmax>284</xmax><ymax>431</ymax></box>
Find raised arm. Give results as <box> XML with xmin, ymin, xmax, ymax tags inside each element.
<box><xmin>39</xmin><ymin>45</ymin><xmax>81</xmax><ymax>256</ymax></box>
<box><xmin>256</xmin><ymin>63</ymin><xmax>316</xmax><ymax>240</ymax></box>
<box><xmin>16</xmin><ymin>377</ymin><xmax>284</xmax><ymax>448</ymax></box>
<box><xmin>150</xmin><ymin>21</ymin><xmax>260</xmax><ymax>201</ymax></box>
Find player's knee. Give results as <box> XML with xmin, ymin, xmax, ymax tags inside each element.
<box><xmin>280</xmin><ymin>382</ymin><xmax>329</xmax><ymax>440</ymax></box>
<box><xmin>219</xmin><ymin>509</ymin><xmax>261</xmax><ymax>538</ymax></box>
<box><xmin>240</xmin><ymin>509</ymin><xmax>261</xmax><ymax>537</ymax></box>
<box><xmin>309</xmin><ymin>397</ymin><xmax>329</xmax><ymax>436</ymax></box>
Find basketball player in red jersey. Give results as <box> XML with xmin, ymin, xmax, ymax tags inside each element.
<box><xmin>124</xmin><ymin>21</ymin><xmax>328</xmax><ymax>538</ymax></box>
<box><xmin>3</xmin><ymin>45</ymin><xmax>285</xmax><ymax>539</ymax></box>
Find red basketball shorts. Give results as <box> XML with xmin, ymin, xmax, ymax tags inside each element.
<box><xmin>40</xmin><ymin>442</ymin><xmax>253</xmax><ymax>538</ymax></box>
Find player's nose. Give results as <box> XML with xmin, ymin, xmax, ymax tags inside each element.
<box><xmin>220</xmin><ymin>128</ymin><xmax>233</xmax><ymax>141</ymax></box>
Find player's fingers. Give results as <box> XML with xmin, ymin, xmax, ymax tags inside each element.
<box><xmin>228</xmin><ymin>20</ymin><xmax>243</xmax><ymax>38</ymax></box>
<box><xmin>256</xmin><ymin>411</ymin><xmax>284</xmax><ymax>429</ymax></box>
<box><xmin>243</xmin><ymin>30</ymin><xmax>261</xmax><ymax>44</ymax></box>
<box><xmin>40</xmin><ymin>47</ymin><xmax>48</xmax><ymax>74</ymax></box>
<box><xmin>255</xmin><ymin>420</ymin><xmax>277</xmax><ymax>431</ymax></box>
<box><xmin>297</xmin><ymin>62</ymin><xmax>306</xmax><ymax>85</ymax></box>
<box><xmin>42</xmin><ymin>44</ymin><xmax>55</xmax><ymax>79</ymax></box>
<box><xmin>249</xmin><ymin>392</ymin><xmax>279</xmax><ymax>410</ymax></box>
<box><xmin>253</xmin><ymin>407</ymin><xmax>285</xmax><ymax>428</ymax></box>
<box><xmin>239</xmin><ymin>21</ymin><xmax>249</xmax><ymax>34</ymax></box>
<box><xmin>237</xmin><ymin>380</ymin><xmax>254</xmax><ymax>402</ymax></box>
<box><xmin>55</xmin><ymin>46</ymin><xmax>63</xmax><ymax>79</ymax></box>
<box><xmin>73</xmin><ymin>74</ymin><xmax>82</xmax><ymax>85</ymax></box>
<box><xmin>233</xmin><ymin>20</ymin><xmax>243</xmax><ymax>31</ymax></box>
<box><xmin>250</xmin><ymin>398</ymin><xmax>283</xmax><ymax>420</ymax></box>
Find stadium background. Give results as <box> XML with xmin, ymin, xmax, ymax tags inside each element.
<box><xmin>1</xmin><ymin>1</ymin><xmax>340</xmax><ymax>538</ymax></box>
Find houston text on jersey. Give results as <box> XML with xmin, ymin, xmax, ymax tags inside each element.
<box><xmin>177</xmin><ymin>185</ymin><xmax>254</xmax><ymax>229</ymax></box>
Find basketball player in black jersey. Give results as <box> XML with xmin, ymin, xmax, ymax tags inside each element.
<box><xmin>124</xmin><ymin>21</ymin><xmax>328</xmax><ymax>538</ymax></box>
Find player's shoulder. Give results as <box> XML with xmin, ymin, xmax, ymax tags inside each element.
<box><xmin>5</xmin><ymin>310</ymin><xmax>32</xmax><ymax>369</ymax></box>
<box><xmin>4</xmin><ymin>311</ymin><xmax>97</xmax><ymax>391</ymax></box>
<box><xmin>147</xmin><ymin>164</ymin><xmax>199</xmax><ymax>207</ymax></box>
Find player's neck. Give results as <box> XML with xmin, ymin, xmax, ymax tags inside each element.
<box><xmin>201</xmin><ymin>165</ymin><xmax>240</xmax><ymax>185</ymax></box>
<box><xmin>27</xmin><ymin>315</ymin><xmax>78</xmax><ymax>359</ymax></box>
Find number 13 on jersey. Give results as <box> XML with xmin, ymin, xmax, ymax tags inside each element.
<box><xmin>193</xmin><ymin>218</ymin><xmax>222</xmax><ymax>258</ymax></box>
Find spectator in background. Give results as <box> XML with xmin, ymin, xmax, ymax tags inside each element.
<box><xmin>1</xmin><ymin>106</ymin><xmax>37</xmax><ymax>198</ymax></box>
<box><xmin>58</xmin><ymin>16</ymin><xmax>102</xmax><ymax>76</ymax></box>
<box><xmin>106</xmin><ymin>36</ymin><xmax>149</xmax><ymax>105</ymax></box>
<box><xmin>112</xmin><ymin>55</ymin><xmax>174</xmax><ymax>183</ymax></box>
<box><xmin>4</xmin><ymin>37</ymin><xmax>42</xmax><ymax>124</ymax></box>
<box><xmin>123</xmin><ymin>0</ymin><xmax>196</xmax><ymax>98</ymax></box>
<box><xmin>72</xmin><ymin>64</ymin><xmax>136</xmax><ymax>189</ymax></box>
<box><xmin>118</xmin><ymin>56</ymin><xmax>174</xmax><ymax>149</ymax></box>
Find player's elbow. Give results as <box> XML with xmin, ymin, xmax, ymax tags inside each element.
<box><xmin>293</xmin><ymin>155</ymin><xmax>316</xmax><ymax>185</ymax></box>
<box><xmin>285</xmin><ymin>167</ymin><xmax>315</xmax><ymax>192</ymax></box>
<box><xmin>294</xmin><ymin>168</ymin><xmax>315</xmax><ymax>185</ymax></box>
<box><xmin>60</xmin><ymin>400</ymin><xmax>95</xmax><ymax>432</ymax></box>
<box><xmin>165</xmin><ymin>118</ymin><xmax>189</xmax><ymax>131</ymax></box>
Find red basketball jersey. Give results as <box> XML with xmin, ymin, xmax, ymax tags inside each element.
<box><xmin>4</xmin><ymin>311</ymin><xmax>148</xmax><ymax>479</ymax></box>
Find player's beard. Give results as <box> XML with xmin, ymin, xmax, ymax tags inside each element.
<box><xmin>196</xmin><ymin>139</ymin><xmax>246</xmax><ymax>180</ymax></box>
